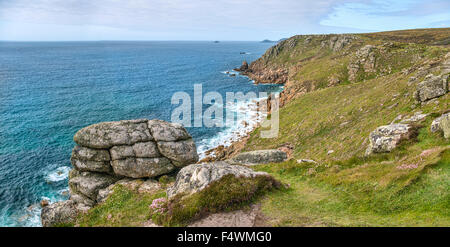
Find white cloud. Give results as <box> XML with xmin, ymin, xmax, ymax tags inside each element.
<box><xmin>321</xmin><ymin>0</ymin><xmax>450</xmax><ymax>31</ymax></box>
<box><xmin>0</xmin><ymin>0</ymin><xmax>447</xmax><ymax>40</ymax></box>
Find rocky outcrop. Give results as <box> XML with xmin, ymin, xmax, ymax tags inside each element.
<box><xmin>167</xmin><ymin>161</ymin><xmax>270</xmax><ymax>198</ymax></box>
<box><xmin>348</xmin><ymin>45</ymin><xmax>377</xmax><ymax>82</ymax></box>
<box><xmin>365</xmin><ymin>124</ymin><xmax>415</xmax><ymax>155</ymax></box>
<box><xmin>431</xmin><ymin>113</ymin><xmax>450</xmax><ymax>138</ymax></box>
<box><xmin>321</xmin><ymin>35</ymin><xmax>356</xmax><ymax>52</ymax></box>
<box><xmin>42</xmin><ymin>119</ymin><xmax>199</xmax><ymax>226</ymax></box>
<box><xmin>72</xmin><ymin>119</ymin><xmax>198</xmax><ymax>180</ymax></box>
<box><xmin>41</xmin><ymin>200</ymin><xmax>79</xmax><ymax>227</ymax></box>
<box><xmin>244</xmin><ymin>67</ymin><xmax>289</xmax><ymax>84</ymax></box>
<box><xmin>414</xmin><ymin>74</ymin><xmax>449</xmax><ymax>102</ymax></box>
<box><xmin>227</xmin><ymin>149</ymin><xmax>287</xmax><ymax>166</ymax></box>
<box><xmin>234</xmin><ymin>61</ymin><xmax>249</xmax><ymax>72</ymax></box>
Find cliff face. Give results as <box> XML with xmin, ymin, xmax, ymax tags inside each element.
<box><xmin>242</xmin><ymin>28</ymin><xmax>450</xmax><ymax>107</ymax></box>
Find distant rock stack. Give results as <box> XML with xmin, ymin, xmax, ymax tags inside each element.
<box><xmin>234</xmin><ymin>60</ymin><xmax>249</xmax><ymax>72</ymax></box>
<box><xmin>41</xmin><ymin>119</ymin><xmax>199</xmax><ymax>226</ymax></box>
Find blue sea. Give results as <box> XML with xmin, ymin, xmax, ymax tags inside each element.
<box><xmin>0</xmin><ymin>41</ymin><xmax>281</xmax><ymax>226</ymax></box>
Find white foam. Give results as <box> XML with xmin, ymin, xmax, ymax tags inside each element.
<box><xmin>45</xmin><ymin>166</ymin><xmax>71</xmax><ymax>183</ymax></box>
<box><xmin>197</xmin><ymin>75</ymin><xmax>282</xmax><ymax>159</ymax></box>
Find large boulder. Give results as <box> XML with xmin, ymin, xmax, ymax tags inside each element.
<box><xmin>365</xmin><ymin>124</ymin><xmax>415</xmax><ymax>155</ymax></box>
<box><xmin>414</xmin><ymin>74</ymin><xmax>449</xmax><ymax>102</ymax></box>
<box><xmin>167</xmin><ymin>161</ymin><xmax>270</xmax><ymax>198</ymax></box>
<box><xmin>71</xmin><ymin>119</ymin><xmax>198</xmax><ymax>179</ymax></box>
<box><xmin>227</xmin><ymin>149</ymin><xmax>287</xmax><ymax>166</ymax></box>
<box><xmin>41</xmin><ymin>200</ymin><xmax>79</xmax><ymax>227</ymax></box>
<box><xmin>73</xmin><ymin>119</ymin><xmax>153</xmax><ymax>149</ymax></box>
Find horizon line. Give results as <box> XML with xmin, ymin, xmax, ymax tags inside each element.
<box><xmin>1</xmin><ymin>27</ymin><xmax>448</xmax><ymax>42</ymax></box>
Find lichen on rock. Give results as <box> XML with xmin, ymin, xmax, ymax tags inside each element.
<box><xmin>414</xmin><ymin>74</ymin><xmax>449</xmax><ymax>102</ymax></box>
<box><xmin>167</xmin><ymin>161</ymin><xmax>272</xmax><ymax>198</ymax></box>
<box><xmin>365</xmin><ymin>124</ymin><xmax>416</xmax><ymax>155</ymax></box>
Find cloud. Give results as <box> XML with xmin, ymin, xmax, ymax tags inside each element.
<box><xmin>0</xmin><ymin>0</ymin><xmax>447</xmax><ymax>40</ymax></box>
<box><xmin>320</xmin><ymin>0</ymin><xmax>450</xmax><ymax>31</ymax></box>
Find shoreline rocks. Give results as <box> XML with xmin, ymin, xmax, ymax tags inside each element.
<box><xmin>234</xmin><ymin>61</ymin><xmax>249</xmax><ymax>72</ymax></box>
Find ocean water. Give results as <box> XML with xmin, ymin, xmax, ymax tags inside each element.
<box><xmin>0</xmin><ymin>41</ymin><xmax>281</xmax><ymax>226</ymax></box>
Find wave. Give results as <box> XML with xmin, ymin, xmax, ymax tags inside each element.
<box><xmin>45</xmin><ymin>166</ymin><xmax>71</xmax><ymax>183</ymax></box>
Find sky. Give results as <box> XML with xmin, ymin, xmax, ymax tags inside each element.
<box><xmin>0</xmin><ymin>0</ymin><xmax>449</xmax><ymax>41</ymax></box>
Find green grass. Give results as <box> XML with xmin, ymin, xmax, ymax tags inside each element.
<box><xmin>253</xmin><ymin>144</ymin><xmax>449</xmax><ymax>226</ymax></box>
<box><xmin>76</xmin><ymin>185</ymin><xmax>165</xmax><ymax>227</ymax></box>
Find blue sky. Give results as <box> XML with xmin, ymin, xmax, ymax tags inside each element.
<box><xmin>0</xmin><ymin>0</ymin><xmax>448</xmax><ymax>41</ymax></box>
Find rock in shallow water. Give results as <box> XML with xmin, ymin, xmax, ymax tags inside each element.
<box><xmin>167</xmin><ymin>161</ymin><xmax>270</xmax><ymax>198</ymax></box>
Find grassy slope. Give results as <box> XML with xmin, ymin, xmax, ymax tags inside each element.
<box><xmin>243</xmin><ymin>29</ymin><xmax>450</xmax><ymax>226</ymax></box>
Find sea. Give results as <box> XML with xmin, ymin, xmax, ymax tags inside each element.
<box><xmin>0</xmin><ymin>41</ymin><xmax>282</xmax><ymax>226</ymax></box>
